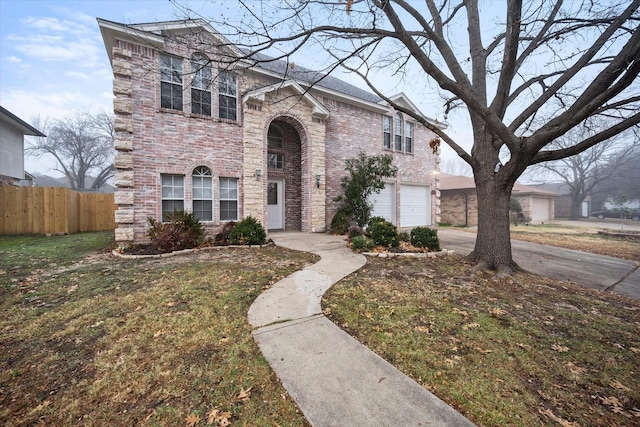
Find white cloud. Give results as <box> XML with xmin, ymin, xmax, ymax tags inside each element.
<box><xmin>66</xmin><ymin>71</ymin><xmax>91</xmax><ymax>80</ymax></box>
<box><xmin>7</xmin><ymin>55</ymin><xmax>22</xmax><ymax>63</ymax></box>
<box><xmin>2</xmin><ymin>88</ymin><xmax>113</xmax><ymax>121</ymax></box>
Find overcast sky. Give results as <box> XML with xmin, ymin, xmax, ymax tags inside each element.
<box><xmin>0</xmin><ymin>0</ymin><xmax>472</xmax><ymax>176</ymax></box>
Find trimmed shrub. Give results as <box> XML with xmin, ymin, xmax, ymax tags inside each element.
<box><xmin>410</xmin><ymin>226</ymin><xmax>441</xmax><ymax>251</ymax></box>
<box><xmin>331</xmin><ymin>208</ymin><xmax>351</xmax><ymax>235</ymax></box>
<box><xmin>367</xmin><ymin>216</ymin><xmax>388</xmax><ymax>227</ymax></box>
<box><xmin>350</xmin><ymin>235</ymin><xmax>375</xmax><ymax>252</ymax></box>
<box><xmin>229</xmin><ymin>216</ymin><xmax>267</xmax><ymax>245</ymax></box>
<box><xmin>368</xmin><ymin>218</ymin><xmax>399</xmax><ymax>248</ymax></box>
<box><xmin>399</xmin><ymin>231</ymin><xmax>410</xmax><ymax>242</ymax></box>
<box><xmin>147</xmin><ymin>211</ymin><xmax>206</xmax><ymax>253</ymax></box>
<box><xmin>214</xmin><ymin>221</ymin><xmax>236</xmax><ymax>245</ymax></box>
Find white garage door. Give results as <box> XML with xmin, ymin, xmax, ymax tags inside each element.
<box><xmin>531</xmin><ymin>197</ymin><xmax>550</xmax><ymax>222</ymax></box>
<box><xmin>400</xmin><ymin>185</ymin><xmax>431</xmax><ymax>227</ymax></box>
<box><xmin>369</xmin><ymin>183</ymin><xmax>395</xmax><ymax>224</ymax></box>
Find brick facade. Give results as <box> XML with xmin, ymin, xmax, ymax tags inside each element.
<box><xmin>99</xmin><ymin>19</ymin><xmax>441</xmax><ymax>246</ymax></box>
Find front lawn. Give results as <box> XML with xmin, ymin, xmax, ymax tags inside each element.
<box><xmin>0</xmin><ymin>232</ymin><xmax>315</xmax><ymax>426</ymax></box>
<box><xmin>324</xmin><ymin>255</ymin><xmax>640</xmax><ymax>426</ymax></box>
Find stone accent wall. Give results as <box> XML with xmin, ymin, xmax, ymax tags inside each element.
<box><xmin>111</xmin><ymin>47</ymin><xmax>135</xmax><ymax>244</ymax></box>
<box><xmin>440</xmin><ymin>189</ymin><xmax>478</xmax><ymax>226</ymax></box>
<box><xmin>242</xmin><ymin>87</ymin><xmax>326</xmax><ymax>233</ymax></box>
<box><xmin>322</xmin><ymin>98</ymin><xmax>440</xmax><ymax>229</ymax></box>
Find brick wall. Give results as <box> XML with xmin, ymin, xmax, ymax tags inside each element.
<box><xmin>440</xmin><ymin>189</ymin><xmax>478</xmax><ymax>226</ymax></box>
<box><xmin>322</xmin><ymin>98</ymin><xmax>440</xmax><ymax>229</ymax></box>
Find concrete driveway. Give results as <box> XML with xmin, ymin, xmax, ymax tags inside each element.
<box><xmin>438</xmin><ymin>228</ymin><xmax>640</xmax><ymax>300</ymax></box>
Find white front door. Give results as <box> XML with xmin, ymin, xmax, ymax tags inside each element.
<box><xmin>267</xmin><ymin>179</ymin><xmax>284</xmax><ymax>230</ymax></box>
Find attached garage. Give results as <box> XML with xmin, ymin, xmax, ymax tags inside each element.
<box><xmin>369</xmin><ymin>183</ymin><xmax>396</xmax><ymax>224</ymax></box>
<box><xmin>400</xmin><ymin>185</ymin><xmax>431</xmax><ymax>227</ymax></box>
<box><xmin>530</xmin><ymin>197</ymin><xmax>552</xmax><ymax>222</ymax></box>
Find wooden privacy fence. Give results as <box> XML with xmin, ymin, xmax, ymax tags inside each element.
<box><xmin>0</xmin><ymin>187</ymin><xmax>116</xmax><ymax>235</ymax></box>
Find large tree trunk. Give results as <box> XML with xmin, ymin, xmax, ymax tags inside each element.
<box><xmin>469</xmin><ymin>173</ymin><xmax>519</xmax><ymax>275</ymax></box>
<box><xmin>569</xmin><ymin>202</ymin><xmax>582</xmax><ymax>220</ymax></box>
<box><xmin>467</xmin><ymin>125</ymin><xmax>522</xmax><ymax>275</ymax></box>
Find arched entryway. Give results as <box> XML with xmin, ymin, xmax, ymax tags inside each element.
<box><xmin>266</xmin><ymin>118</ymin><xmax>305</xmax><ymax>231</ymax></box>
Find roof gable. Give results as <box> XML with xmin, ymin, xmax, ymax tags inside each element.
<box><xmin>243</xmin><ymin>80</ymin><xmax>330</xmax><ymax>119</ymax></box>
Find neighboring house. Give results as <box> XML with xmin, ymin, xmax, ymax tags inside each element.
<box><xmin>531</xmin><ymin>182</ymin><xmax>591</xmax><ymax>218</ymax></box>
<box><xmin>0</xmin><ymin>106</ymin><xmax>45</xmax><ymax>186</ymax></box>
<box><xmin>440</xmin><ymin>174</ymin><xmax>557</xmax><ymax>226</ymax></box>
<box><xmin>98</xmin><ymin>18</ymin><xmax>445</xmax><ymax>246</ymax></box>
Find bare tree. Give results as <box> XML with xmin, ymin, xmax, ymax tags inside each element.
<box><xmin>173</xmin><ymin>0</ymin><xmax>639</xmax><ymax>274</ymax></box>
<box><xmin>27</xmin><ymin>111</ymin><xmax>115</xmax><ymax>191</ymax></box>
<box><xmin>528</xmin><ymin>126</ymin><xmax>640</xmax><ymax>219</ymax></box>
<box><xmin>440</xmin><ymin>156</ymin><xmax>472</xmax><ymax>177</ymax></box>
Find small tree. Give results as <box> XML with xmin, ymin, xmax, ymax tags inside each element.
<box><xmin>26</xmin><ymin>111</ymin><xmax>115</xmax><ymax>190</ymax></box>
<box><xmin>335</xmin><ymin>152</ymin><xmax>397</xmax><ymax>227</ymax></box>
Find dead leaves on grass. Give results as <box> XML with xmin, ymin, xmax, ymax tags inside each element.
<box><xmin>551</xmin><ymin>343</ymin><xmax>570</xmax><ymax>353</ymax></box>
<box><xmin>185</xmin><ymin>387</ymin><xmax>252</xmax><ymax>426</ymax></box>
<box><xmin>539</xmin><ymin>408</ymin><xmax>580</xmax><ymax>427</ymax></box>
<box><xmin>207</xmin><ymin>409</ymin><xmax>232</xmax><ymax>426</ymax></box>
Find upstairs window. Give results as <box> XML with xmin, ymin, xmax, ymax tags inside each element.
<box><xmin>218</xmin><ymin>71</ymin><xmax>237</xmax><ymax>121</ymax></box>
<box><xmin>160</xmin><ymin>54</ymin><xmax>183</xmax><ymax>111</ymax></box>
<box><xmin>405</xmin><ymin>122</ymin><xmax>413</xmax><ymax>153</ymax></box>
<box><xmin>190</xmin><ymin>53</ymin><xmax>212</xmax><ymax>116</ymax></box>
<box><xmin>383</xmin><ymin>115</ymin><xmax>392</xmax><ymax>149</ymax></box>
<box><xmin>267</xmin><ymin>124</ymin><xmax>283</xmax><ymax>148</ymax></box>
<box><xmin>394</xmin><ymin>113</ymin><xmax>403</xmax><ymax>151</ymax></box>
<box><xmin>192</xmin><ymin>166</ymin><xmax>213</xmax><ymax>221</ymax></box>
<box><xmin>268</xmin><ymin>153</ymin><xmax>284</xmax><ymax>169</ymax></box>
<box><xmin>161</xmin><ymin>174</ymin><xmax>184</xmax><ymax>221</ymax></box>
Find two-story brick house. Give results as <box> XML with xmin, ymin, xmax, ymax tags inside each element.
<box><xmin>97</xmin><ymin>18</ymin><xmax>444</xmax><ymax>246</ymax></box>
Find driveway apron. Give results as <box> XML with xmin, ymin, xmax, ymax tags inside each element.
<box><xmin>248</xmin><ymin>232</ymin><xmax>475</xmax><ymax>427</ymax></box>
<box><xmin>437</xmin><ymin>228</ymin><xmax>640</xmax><ymax>300</ymax></box>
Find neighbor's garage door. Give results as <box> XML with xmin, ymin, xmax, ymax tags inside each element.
<box><xmin>400</xmin><ymin>185</ymin><xmax>431</xmax><ymax>227</ymax></box>
<box><xmin>369</xmin><ymin>183</ymin><xmax>395</xmax><ymax>224</ymax></box>
<box><xmin>531</xmin><ymin>197</ymin><xmax>551</xmax><ymax>222</ymax></box>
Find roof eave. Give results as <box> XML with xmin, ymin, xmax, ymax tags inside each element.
<box><xmin>246</xmin><ymin>67</ymin><xmax>389</xmax><ymax>114</ymax></box>
<box><xmin>97</xmin><ymin>18</ymin><xmax>165</xmax><ymax>64</ymax></box>
<box><xmin>0</xmin><ymin>106</ymin><xmax>46</xmax><ymax>137</ymax></box>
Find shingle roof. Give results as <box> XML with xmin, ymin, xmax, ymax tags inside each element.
<box><xmin>439</xmin><ymin>173</ymin><xmax>558</xmax><ymax>196</ymax></box>
<box><xmin>246</xmin><ymin>51</ymin><xmax>383</xmax><ymax>104</ymax></box>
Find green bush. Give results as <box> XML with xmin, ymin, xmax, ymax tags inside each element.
<box><xmin>367</xmin><ymin>218</ymin><xmax>399</xmax><ymax>248</ymax></box>
<box><xmin>399</xmin><ymin>231</ymin><xmax>410</xmax><ymax>242</ymax></box>
<box><xmin>410</xmin><ymin>227</ymin><xmax>441</xmax><ymax>251</ymax></box>
<box><xmin>229</xmin><ymin>216</ymin><xmax>267</xmax><ymax>245</ymax></box>
<box><xmin>367</xmin><ymin>216</ymin><xmax>388</xmax><ymax>227</ymax></box>
<box><xmin>147</xmin><ymin>211</ymin><xmax>206</xmax><ymax>253</ymax></box>
<box><xmin>331</xmin><ymin>208</ymin><xmax>350</xmax><ymax>235</ymax></box>
<box><xmin>350</xmin><ymin>235</ymin><xmax>375</xmax><ymax>252</ymax></box>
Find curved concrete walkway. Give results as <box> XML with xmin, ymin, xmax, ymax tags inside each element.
<box><xmin>248</xmin><ymin>232</ymin><xmax>475</xmax><ymax>427</ymax></box>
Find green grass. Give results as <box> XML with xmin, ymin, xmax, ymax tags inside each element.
<box><xmin>0</xmin><ymin>232</ymin><xmax>314</xmax><ymax>426</ymax></box>
<box><xmin>324</xmin><ymin>255</ymin><xmax>640</xmax><ymax>426</ymax></box>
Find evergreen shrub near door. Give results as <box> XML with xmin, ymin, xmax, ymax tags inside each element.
<box><xmin>229</xmin><ymin>216</ymin><xmax>267</xmax><ymax>245</ymax></box>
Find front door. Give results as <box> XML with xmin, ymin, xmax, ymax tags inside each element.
<box><xmin>267</xmin><ymin>179</ymin><xmax>284</xmax><ymax>230</ymax></box>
